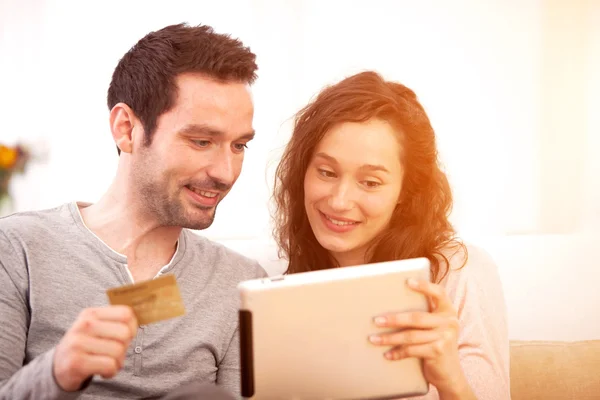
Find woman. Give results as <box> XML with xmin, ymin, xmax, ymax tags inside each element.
<box><xmin>273</xmin><ymin>71</ymin><xmax>509</xmax><ymax>399</ymax></box>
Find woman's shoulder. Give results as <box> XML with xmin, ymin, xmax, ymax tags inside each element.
<box><xmin>436</xmin><ymin>241</ymin><xmax>505</xmax><ymax>305</ymax></box>
<box><xmin>438</xmin><ymin>241</ymin><xmax>500</xmax><ymax>279</ymax></box>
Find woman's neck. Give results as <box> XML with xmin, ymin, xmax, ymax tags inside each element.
<box><xmin>331</xmin><ymin>247</ymin><xmax>368</xmax><ymax>268</ymax></box>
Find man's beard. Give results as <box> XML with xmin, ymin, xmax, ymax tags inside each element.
<box><xmin>136</xmin><ymin>171</ymin><xmax>226</xmax><ymax>230</ymax></box>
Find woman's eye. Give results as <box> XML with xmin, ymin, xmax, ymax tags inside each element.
<box><xmin>233</xmin><ymin>143</ymin><xmax>248</xmax><ymax>151</ymax></box>
<box><xmin>364</xmin><ymin>180</ymin><xmax>381</xmax><ymax>188</ymax></box>
<box><xmin>318</xmin><ymin>169</ymin><xmax>336</xmax><ymax>178</ymax></box>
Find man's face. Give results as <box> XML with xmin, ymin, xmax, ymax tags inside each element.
<box><xmin>131</xmin><ymin>73</ymin><xmax>255</xmax><ymax>229</ymax></box>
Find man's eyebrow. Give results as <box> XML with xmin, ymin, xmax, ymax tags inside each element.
<box><xmin>179</xmin><ymin>124</ymin><xmax>255</xmax><ymax>140</ymax></box>
<box><xmin>179</xmin><ymin>124</ymin><xmax>222</xmax><ymax>136</ymax></box>
<box><xmin>239</xmin><ymin>131</ymin><xmax>256</xmax><ymax>141</ymax></box>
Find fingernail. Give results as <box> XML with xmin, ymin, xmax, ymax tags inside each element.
<box><xmin>385</xmin><ymin>352</ymin><xmax>394</xmax><ymax>360</ymax></box>
<box><xmin>374</xmin><ymin>316</ymin><xmax>386</xmax><ymax>325</ymax></box>
<box><xmin>369</xmin><ymin>335</ymin><xmax>381</xmax><ymax>344</ymax></box>
<box><xmin>407</xmin><ymin>278</ymin><xmax>418</xmax><ymax>288</ymax></box>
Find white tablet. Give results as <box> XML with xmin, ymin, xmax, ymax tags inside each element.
<box><xmin>237</xmin><ymin>257</ymin><xmax>431</xmax><ymax>399</ymax></box>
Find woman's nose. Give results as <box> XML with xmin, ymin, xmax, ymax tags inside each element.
<box><xmin>327</xmin><ymin>181</ymin><xmax>354</xmax><ymax>211</ymax></box>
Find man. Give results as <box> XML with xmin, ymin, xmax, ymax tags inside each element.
<box><xmin>0</xmin><ymin>23</ymin><xmax>266</xmax><ymax>399</ymax></box>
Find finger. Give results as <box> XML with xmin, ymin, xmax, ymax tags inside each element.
<box><xmin>406</xmin><ymin>278</ymin><xmax>453</xmax><ymax>311</ymax></box>
<box><xmin>82</xmin><ymin>306</ymin><xmax>137</xmax><ymax>323</ymax></box>
<box><xmin>384</xmin><ymin>340</ymin><xmax>448</xmax><ymax>361</ymax></box>
<box><xmin>66</xmin><ymin>352</ymin><xmax>121</xmax><ymax>382</ymax></box>
<box><xmin>82</xmin><ymin>320</ymin><xmax>135</xmax><ymax>343</ymax></box>
<box><xmin>126</xmin><ymin>312</ymin><xmax>138</xmax><ymax>337</ymax></box>
<box><xmin>369</xmin><ymin>329</ymin><xmax>441</xmax><ymax>346</ymax></box>
<box><xmin>374</xmin><ymin>311</ymin><xmax>454</xmax><ymax>329</ymax></box>
<box><xmin>75</xmin><ymin>307</ymin><xmax>138</xmax><ymax>338</ymax></box>
<box><xmin>81</xmin><ymin>354</ymin><xmax>122</xmax><ymax>379</ymax></box>
<box><xmin>72</xmin><ymin>335</ymin><xmax>128</xmax><ymax>367</ymax></box>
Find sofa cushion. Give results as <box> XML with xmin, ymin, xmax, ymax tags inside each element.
<box><xmin>510</xmin><ymin>340</ymin><xmax>600</xmax><ymax>399</ymax></box>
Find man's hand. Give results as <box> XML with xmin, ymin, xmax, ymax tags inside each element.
<box><xmin>52</xmin><ymin>306</ymin><xmax>138</xmax><ymax>392</ymax></box>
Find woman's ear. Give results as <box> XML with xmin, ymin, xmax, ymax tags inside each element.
<box><xmin>110</xmin><ymin>103</ymin><xmax>139</xmax><ymax>154</ymax></box>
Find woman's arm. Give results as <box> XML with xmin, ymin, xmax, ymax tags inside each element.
<box><xmin>443</xmin><ymin>246</ymin><xmax>511</xmax><ymax>399</ymax></box>
<box><xmin>431</xmin><ymin>245</ymin><xmax>511</xmax><ymax>400</ymax></box>
<box><xmin>369</xmin><ymin>245</ymin><xmax>510</xmax><ymax>400</ymax></box>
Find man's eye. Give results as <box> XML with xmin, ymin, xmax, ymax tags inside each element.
<box><xmin>234</xmin><ymin>143</ymin><xmax>248</xmax><ymax>151</ymax></box>
<box><xmin>194</xmin><ymin>140</ymin><xmax>210</xmax><ymax>147</ymax></box>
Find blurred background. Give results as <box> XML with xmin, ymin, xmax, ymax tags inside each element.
<box><xmin>1</xmin><ymin>0</ymin><xmax>598</xmax><ymax>341</ymax></box>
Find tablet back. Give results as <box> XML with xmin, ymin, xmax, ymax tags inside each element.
<box><xmin>238</xmin><ymin>257</ymin><xmax>431</xmax><ymax>399</ymax></box>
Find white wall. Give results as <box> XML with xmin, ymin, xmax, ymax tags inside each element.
<box><xmin>0</xmin><ymin>0</ymin><xmax>558</xmax><ymax>238</ymax></box>
<box><xmin>1</xmin><ymin>0</ymin><xmax>598</xmax><ymax>340</ymax></box>
<box><xmin>584</xmin><ymin>0</ymin><xmax>600</xmax><ymax>232</ymax></box>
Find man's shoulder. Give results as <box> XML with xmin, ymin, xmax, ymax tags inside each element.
<box><xmin>182</xmin><ymin>230</ymin><xmax>268</xmax><ymax>280</ymax></box>
<box><xmin>0</xmin><ymin>203</ymin><xmax>73</xmax><ymax>241</ymax></box>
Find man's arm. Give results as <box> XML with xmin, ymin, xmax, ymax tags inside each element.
<box><xmin>216</xmin><ymin>326</ymin><xmax>242</xmax><ymax>399</ymax></box>
<box><xmin>0</xmin><ymin>231</ymin><xmax>81</xmax><ymax>400</ymax></box>
<box><xmin>216</xmin><ymin>260</ymin><xmax>267</xmax><ymax>399</ymax></box>
<box><xmin>0</xmin><ymin>229</ymin><xmax>138</xmax><ymax>400</ymax></box>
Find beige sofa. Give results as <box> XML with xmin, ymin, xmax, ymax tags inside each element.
<box><xmin>510</xmin><ymin>340</ymin><xmax>600</xmax><ymax>399</ymax></box>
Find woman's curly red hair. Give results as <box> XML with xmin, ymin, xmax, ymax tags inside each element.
<box><xmin>273</xmin><ymin>71</ymin><xmax>466</xmax><ymax>283</ymax></box>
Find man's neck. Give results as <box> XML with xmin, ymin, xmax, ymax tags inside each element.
<box><xmin>79</xmin><ymin>186</ymin><xmax>182</xmax><ymax>282</ymax></box>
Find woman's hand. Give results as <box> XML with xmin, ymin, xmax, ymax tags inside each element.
<box><xmin>368</xmin><ymin>278</ymin><xmax>473</xmax><ymax>398</ymax></box>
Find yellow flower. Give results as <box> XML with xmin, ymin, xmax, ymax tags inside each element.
<box><xmin>0</xmin><ymin>145</ymin><xmax>19</xmax><ymax>169</ymax></box>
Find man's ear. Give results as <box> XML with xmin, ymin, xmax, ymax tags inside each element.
<box><xmin>110</xmin><ymin>103</ymin><xmax>139</xmax><ymax>154</ymax></box>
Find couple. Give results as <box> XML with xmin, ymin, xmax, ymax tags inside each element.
<box><xmin>0</xmin><ymin>23</ymin><xmax>509</xmax><ymax>400</ymax></box>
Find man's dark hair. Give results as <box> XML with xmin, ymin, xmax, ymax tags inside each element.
<box><xmin>107</xmin><ymin>23</ymin><xmax>258</xmax><ymax>155</ymax></box>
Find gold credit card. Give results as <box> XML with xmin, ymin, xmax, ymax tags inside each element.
<box><xmin>106</xmin><ymin>274</ymin><xmax>186</xmax><ymax>325</ymax></box>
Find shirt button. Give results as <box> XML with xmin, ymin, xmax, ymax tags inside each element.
<box><xmin>134</xmin><ymin>346</ymin><xmax>142</xmax><ymax>354</ymax></box>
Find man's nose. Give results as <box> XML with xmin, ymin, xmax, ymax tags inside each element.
<box><xmin>206</xmin><ymin>149</ymin><xmax>237</xmax><ymax>188</ymax></box>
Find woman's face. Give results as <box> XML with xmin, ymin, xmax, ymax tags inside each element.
<box><xmin>303</xmin><ymin>119</ymin><xmax>404</xmax><ymax>266</ymax></box>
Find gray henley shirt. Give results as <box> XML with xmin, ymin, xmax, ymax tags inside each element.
<box><xmin>0</xmin><ymin>202</ymin><xmax>266</xmax><ymax>399</ymax></box>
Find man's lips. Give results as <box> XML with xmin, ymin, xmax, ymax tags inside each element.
<box><xmin>185</xmin><ymin>185</ymin><xmax>220</xmax><ymax>207</ymax></box>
